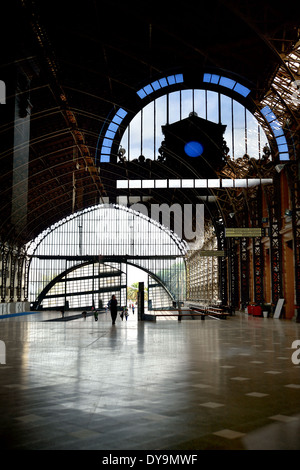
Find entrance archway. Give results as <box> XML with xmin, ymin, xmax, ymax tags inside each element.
<box><xmin>27</xmin><ymin>204</ymin><xmax>186</xmax><ymax>310</ymax></box>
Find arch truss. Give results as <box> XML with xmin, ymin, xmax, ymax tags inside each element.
<box><xmin>26</xmin><ymin>204</ymin><xmax>187</xmax><ymax>310</ymax></box>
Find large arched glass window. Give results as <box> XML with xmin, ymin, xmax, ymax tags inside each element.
<box><xmin>27</xmin><ymin>204</ymin><xmax>187</xmax><ymax>309</ymax></box>
<box><xmin>120</xmin><ymin>89</ymin><xmax>269</xmax><ymax>162</ymax></box>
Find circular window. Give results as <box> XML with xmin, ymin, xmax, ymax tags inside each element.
<box><xmin>184</xmin><ymin>141</ymin><xmax>204</xmax><ymax>157</ymax></box>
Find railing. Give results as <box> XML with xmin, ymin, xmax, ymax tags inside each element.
<box><xmin>152</xmin><ymin>303</ymin><xmax>229</xmax><ymax>321</ymax></box>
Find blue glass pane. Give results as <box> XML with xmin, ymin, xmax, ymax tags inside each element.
<box><xmin>102</xmin><ymin>138</ymin><xmax>113</xmax><ymax>148</ymax></box>
<box><xmin>279</xmin><ymin>152</ymin><xmax>289</xmax><ymax>161</ymax></box>
<box><xmin>219</xmin><ymin>76</ymin><xmax>236</xmax><ymax>89</ymax></box>
<box><xmin>137</xmin><ymin>89</ymin><xmax>147</xmax><ymax>99</ymax></box>
<box><xmin>278</xmin><ymin>144</ymin><xmax>289</xmax><ymax>153</ymax></box>
<box><xmin>233</xmin><ymin>83</ymin><xmax>251</xmax><ymax>97</ymax></box>
<box><xmin>143</xmin><ymin>84</ymin><xmax>154</xmax><ymax>95</ymax></box>
<box><xmin>112</xmin><ymin>115</ymin><xmax>123</xmax><ymax>125</ymax></box>
<box><xmin>100</xmin><ymin>154</ymin><xmax>110</xmax><ymax>162</ymax></box>
<box><xmin>116</xmin><ymin>108</ymin><xmax>127</xmax><ymax>119</ymax></box>
<box><xmin>203</xmin><ymin>73</ymin><xmax>211</xmax><ymax>82</ymax></box>
<box><xmin>108</xmin><ymin>122</ymin><xmax>119</xmax><ymax>133</ymax></box>
<box><xmin>261</xmin><ymin>106</ymin><xmax>272</xmax><ymax>117</ymax></box>
<box><xmin>105</xmin><ymin>130</ymin><xmax>116</xmax><ymax>139</ymax></box>
<box><xmin>184</xmin><ymin>141</ymin><xmax>204</xmax><ymax>157</ymax></box>
<box><xmin>276</xmin><ymin>136</ymin><xmax>287</xmax><ymax>146</ymax></box>
<box><xmin>151</xmin><ymin>80</ymin><xmax>161</xmax><ymax>90</ymax></box>
<box><xmin>159</xmin><ymin>77</ymin><xmax>168</xmax><ymax>87</ymax></box>
<box><xmin>211</xmin><ymin>74</ymin><xmax>220</xmax><ymax>84</ymax></box>
<box><xmin>175</xmin><ymin>73</ymin><xmax>184</xmax><ymax>83</ymax></box>
<box><xmin>269</xmin><ymin>120</ymin><xmax>284</xmax><ymax>137</ymax></box>
<box><xmin>167</xmin><ymin>75</ymin><xmax>176</xmax><ymax>85</ymax></box>
<box><xmin>266</xmin><ymin>112</ymin><xmax>277</xmax><ymax>122</ymax></box>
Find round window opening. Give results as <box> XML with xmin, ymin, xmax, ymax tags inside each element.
<box><xmin>184</xmin><ymin>141</ymin><xmax>204</xmax><ymax>157</ymax></box>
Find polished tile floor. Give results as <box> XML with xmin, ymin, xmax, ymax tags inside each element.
<box><xmin>0</xmin><ymin>308</ymin><xmax>300</xmax><ymax>450</ymax></box>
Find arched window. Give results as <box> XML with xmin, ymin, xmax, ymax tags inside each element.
<box><xmin>97</xmin><ymin>72</ymin><xmax>289</xmax><ymax>164</ymax></box>
<box><xmin>120</xmin><ymin>89</ymin><xmax>269</xmax><ymax>162</ymax></box>
<box><xmin>27</xmin><ymin>204</ymin><xmax>186</xmax><ymax>309</ymax></box>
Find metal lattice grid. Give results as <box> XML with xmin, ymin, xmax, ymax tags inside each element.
<box><xmin>120</xmin><ymin>89</ymin><xmax>269</xmax><ymax>163</ymax></box>
<box><xmin>27</xmin><ymin>204</ymin><xmax>187</xmax><ymax>309</ymax></box>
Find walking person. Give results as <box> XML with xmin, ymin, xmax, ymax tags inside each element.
<box><xmin>110</xmin><ymin>294</ymin><xmax>118</xmax><ymax>325</ymax></box>
<box><xmin>125</xmin><ymin>306</ymin><xmax>129</xmax><ymax>321</ymax></box>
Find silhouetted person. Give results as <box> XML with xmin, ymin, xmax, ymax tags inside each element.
<box><xmin>110</xmin><ymin>295</ymin><xmax>118</xmax><ymax>325</ymax></box>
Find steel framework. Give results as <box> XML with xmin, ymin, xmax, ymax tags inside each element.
<box><xmin>27</xmin><ymin>204</ymin><xmax>186</xmax><ymax>309</ymax></box>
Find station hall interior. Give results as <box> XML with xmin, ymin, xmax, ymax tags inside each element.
<box><xmin>0</xmin><ymin>0</ymin><xmax>300</xmax><ymax>451</ymax></box>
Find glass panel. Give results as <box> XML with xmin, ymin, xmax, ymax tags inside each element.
<box><xmin>169</xmin><ymin>179</ymin><xmax>181</xmax><ymax>188</ymax></box>
<box><xmin>195</xmin><ymin>179</ymin><xmax>207</xmax><ymax>188</ymax></box>
<box><xmin>233</xmin><ymin>100</ymin><xmax>246</xmax><ymax>158</ymax></box>
<box><xmin>116</xmin><ymin>180</ymin><xmax>128</xmax><ymax>188</ymax></box>
<box><xmin>207</xmin><ymin>179</ymin><xmax>220</xmax><ymax>188</ymax></box>
<box><xmin>181</xmin><ymin>179</ymin><xmax>194</xmax><ymax>188</ymax></box>
<box><xmin>28</xmin><ymin>205</ymin><xmax>187</xmax><ymax>307</ymax></box>
<box><xmin>269</xmin><ymin>120</ymin><xmax>284</xmax><ymax>137</ymax></box>
<box><xmin>222</xmin><ymin>179</ymin><xmax>234</xmax><ymax>188</ymax></box>
<box><xmin>175</xmin><ymin>73</ymin><xmax>184</xmax><ymax>83</ymax></box>
<box><xmin>143</xmin><ymin>84</ymin><xmax>154</xmax><ymax>95</ymax></box>
<box><xmin>169</xmin><ymin>91</ymin><xmax>181</xmax><ymax>124</ymax></box>
<box><xmin>116</xmin><ymin>108</ymin><xmax>127</xmax><ymax>119</ymax></box>
<box><xmin>102</xmin><ymin>138</ymin><xmax>113</xmax><ymax>148</ymax></box>
<box><xmin>233</xmin><ymin>83</ymin><xmax>251</xmax><ymax>97</ymax></box>
<box><xmin>167</xmin><ymin>75</ymin><xmax>176</xmax><ymax>85</ymax></box>
<box><xmin>142</xmin><ymin>179</ymin><xmax>155</xmax><ymax>188</ymax></box>
<box><xmin>234</xmin><ymin>179</ymin><xmax>247</xmax><ymax>187</ymax></box>
<box><xmin>155</xmin><ymin>94</ymin><xmax>167</xmax><ymax>157</ymax></box>
<box><xmin>112</xmin><ymin>114</ymin><xmax>123</xmax><ymax>125</ymax></box>
<box><xmin>203</xmin><ymin>73</ymin><xmax>211</xmax><ymax>82</ymax></box>
<box><xmin>279</xmin><ymin>152</ymin><xmax>289</xmax><ymax>161</ymax></box>
<box><xmin>120</xmin><ymin>89</ymin><xmax>270</xmax><ymax>163</ymax></box>
<box><xmin>194</xmin><ymin>89</ymin><xmax>206</xmax><ymax>119</ymax></box>
<box><xmin>129</xmin><ymin>180</ymin><xmax>141</xmax><ymax>188</ymax></box>
<box><xmin>155</xmin><ymin>179</ymin><xmax>168</xmax><ymax>188</ymax></box>
<box><xmin>159</xmin><ymin>77</ymin><xmax>168</xmax><ymax>88</ymax></box>
<box><xmin>142</xmin><ymin>100</ymin><xmax>155</xmax><ymax>157</ymax></box>
<box><xmin>128</xmin><ymin>112</ymin><xmax>142</xmax><ymax>159</ymax></box>
<box><xmin>206</xmin><ymin>90</ymin><xmax>218</xmax><ymax>124</ymax></box>
<box><xmin>108</xmin><ymin>122</ymin><xmax>119</xmax><ymax>133</ymax></box>
<box><xmin>181</xmin><ymin>89</ymin><xmax>194</xmax><ymax>119</ymax></box>
<box><xmin>220</xmin><ymin>94</ymin><xmax>232</xmax><ymax>157</ymax></box>
<box><xmin>276</xmin><ymin>136</ymin><xmax>287</xmax><ymax>146</ymax></box>
<box><xmin>219</xmin><ymin>76</ymin><xmax>235</xmax><ymax>89</ymax></box>
<box><xmin>137</xmin><ymin>89</ymin><xmax>147</xmax><ymax>99</ymax></box>
<box><xmin>151</xmin><ymin>80</ymin><xmax>160</xmax><ymax>91</ymax></box>
<box><xmin>211</xmin><ymin>74</ymin><xmax>220</xmax><ymax>84</ymax></box>
<box><xmin>246</xmin><ymin>110</ymin><xmax>260</xmax><ymax>159</ymax></box>
<box><xmin>247</xmin><ymin>179</ymin><xmax>261</xmax><ymax>187</ymax></box>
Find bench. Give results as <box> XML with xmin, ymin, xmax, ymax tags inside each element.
<box><xmin>189</xmin><ymin>304</ymin><xmax>229</xmax><ymax>320</ymax></box>
<box><xmin>153</xmin><ymin>306</ymin><xmax>228</xmax><ymax>321</ymax></box>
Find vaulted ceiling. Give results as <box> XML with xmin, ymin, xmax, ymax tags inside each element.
<box><xmin>1</xmin><ymin>0</ymin><xmax>299</xmax><ymax>247</ymax></box>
